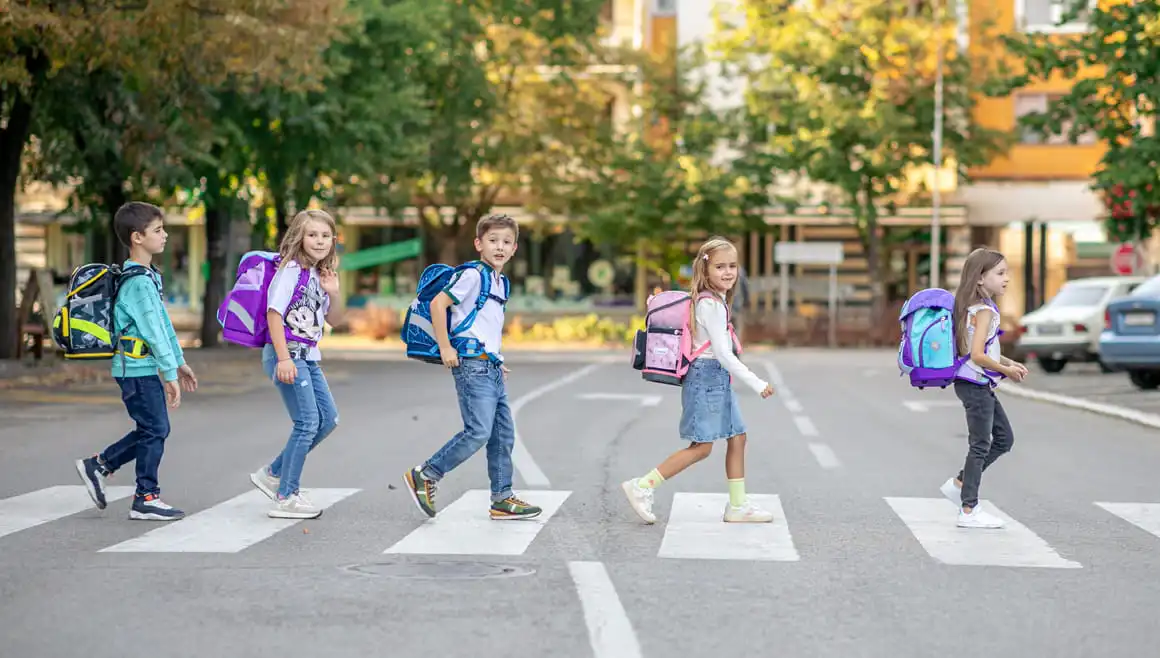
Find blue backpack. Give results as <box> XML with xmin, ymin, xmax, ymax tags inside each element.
<box><xmin>400</xmin><ymin>260</ymin><xmax>510</xmax><ymax>363</ymax></box>
<box><xmin>898</xmin><ymin>288</ymin><xmax>1002</xmax><ymax>389</ymax></box>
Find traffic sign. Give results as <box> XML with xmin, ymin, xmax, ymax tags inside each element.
<box><xmin>1112</xmin><ymin>243</ymin><xmax>1145</xmax><ymax>276</ymax></box>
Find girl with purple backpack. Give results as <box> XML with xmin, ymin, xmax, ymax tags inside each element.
<box><xmin>621</xmin><ymin>237</ymin><xmax>775</xmax><ymax>525</ymax></box>
<box><xmin>248</xmin><ymin>210</ymin><xmax>343</xmax><ymax>520</ymax></box>
<box><xmin>939</xmin><ymin>247</ymin><xmax>1027</xmax><ymax>529</ymax></box>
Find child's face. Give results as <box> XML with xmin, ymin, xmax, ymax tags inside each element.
<box><xmin>979</xmin><ymin>259</ymin><xmax>1010</xmax><ymax>298</ymax></box>
<box><xmin>706</xmin><ymin>247</ymin><xmax>739</xmax><ymax>292</ymax></box>
<box><xmin>475</xmin><ymin>228</ymin><xmax>517</xmax><ymax>269</ymax></box>
<box><xmin>133</xmin><ymin>218</ymin><xmax>168</xmax><ymax>256</ymax></box>
<box><xmin>302</xmin><ymin>220</ymin><xmax>335</xmax><ymax>266</ymax></box>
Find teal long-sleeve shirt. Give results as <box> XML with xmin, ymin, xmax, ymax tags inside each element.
<box><xmin>111</xmin><ymin>261</ymin><xmax>185</xmax><ymax>381</ymax></box>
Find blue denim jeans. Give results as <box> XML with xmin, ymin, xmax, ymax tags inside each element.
<box><xmin>263</xmin><ymin>345</ymin><xmax>339</xmax><ymax>498</ymax></box>
<box><xmin>422</xmin><ymin>358</ymin><xmax>514</xmax><ymax>503</ymax></box>
<box><xmin>102</xmin><ymin>376</ymin><xmax>171</xmax><ymax>496</ymax></box>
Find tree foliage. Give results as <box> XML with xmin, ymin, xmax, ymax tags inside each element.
<box><xmin>999</xmin><ymin>0</ymin><xmax>1160</xmax><ymax>242</ymax></box>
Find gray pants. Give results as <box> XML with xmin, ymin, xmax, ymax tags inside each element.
<box><xmin>953</xmin><ymin>380</ymin><xmax>1015</xmax><ymax>509</ymax></box>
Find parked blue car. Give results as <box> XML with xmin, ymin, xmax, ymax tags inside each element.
<box><xmin>1099</xmin><ymin>274</ymin><xmax>1160</xmax><ymax>389</ymax></box>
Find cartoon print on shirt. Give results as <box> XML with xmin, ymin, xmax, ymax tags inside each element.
<box><xmin>283</xmin><ymin>274</ymin><xmax>326</xmax><ymax>346</ymax></box>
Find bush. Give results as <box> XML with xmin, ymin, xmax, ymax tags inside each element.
<box><xmin>506</xmin><ymin>313</ymin><xmax>644</xmax><ymax>346</ymax></box>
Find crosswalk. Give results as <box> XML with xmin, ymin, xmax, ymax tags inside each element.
<box><xmin>4</xmin><ymin>485</ymin><xmax>1160</xmax><ymax>568</ymax></box>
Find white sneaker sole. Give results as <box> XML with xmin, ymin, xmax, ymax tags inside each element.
<box><xmin>249</xmin><ymin>471</ymin><xmax>279</xmax><ymax>501</ymax></box>
<box><xmin>129</xmin><ymin>510</ymin><xmax>185</xmax><ymax>521</ymax></box>
<box><xmin>621</xmin><ymin>480</ymin><xmax>656</xmax><ymax>524</ymax></box>
<box><xmin>957</xmin><ymin>519</ymin><xmax>1004</xmax><ymax>529</ymax></box>
<box><xmin>268</xmin><ymin>508</ymin><xmax>322</xmax><ymax>520</ymax></box>
<box><xmin>75</xmin><ymin>459</ymin><xmax>107</xmax><ymax>510</ymax></box>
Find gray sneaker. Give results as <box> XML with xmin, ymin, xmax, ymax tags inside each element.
<box><xmin>268</xmin><ymin>493</ymin><xmax>321</xmax><ymax>519</ymax></box>
<box><xmin>250</xmin><ymin>466</ymin><xmax>280</xmax><ymax>501</ymax></box>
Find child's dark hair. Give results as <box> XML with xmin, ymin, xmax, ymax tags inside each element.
<box><xmin>113</xmin><ymin>202</ymin><xmax>164</xmax><ymax>247</ymax></box>
<box><xmin>476</xmin><ymin>214</ymin><xmax>519</xmax><ymax>240</ymax></box>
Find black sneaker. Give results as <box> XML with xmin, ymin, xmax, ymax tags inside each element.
<box><xmin>129</xmin><ymin>494</ymin><xmax>185</xmax><ymax>521</ymax></box>
<box><xmin>75</xmin><ymin>456</ymin><xmax>110</xmax><ymax>510</ymax></box>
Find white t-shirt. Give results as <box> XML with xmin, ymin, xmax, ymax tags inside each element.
<box><xmin>957</xmin><ymin>303</ymin><xmax>1001</xmax><ymax>383</ymax></box>
<box><xmin>443</xmin><ymin>265</ymin><xmax>507</xmax><ymax>361</ymax></box>
<box><xmin>267</xmin><ymin>260</ymin><xmax>330</xmax><ymax>361</ymax></box>
<box><xmin>692</xmin><ymin>294</ymin><xmax>768</xmax><ymax>395</ymax></box>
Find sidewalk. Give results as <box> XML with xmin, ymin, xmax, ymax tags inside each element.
<box><xmin>1000</xmin><ymin>361</ymin><xmax>1160</xmax><ymax>430</ymax></box>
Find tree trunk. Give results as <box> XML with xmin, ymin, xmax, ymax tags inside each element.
<box><xmin>101</xmin><ymin>184</ymin><xmax>129</xmax><ymax>264</ymax></box>
<box><xmin>0</xmin><ymin>80</ymin><xmax>37</xmax><ymax>360</ymax></box>
<box><xmin>199</xmin><ymin>204</ymin><xmax>229</xmax><ymax>348</ymax></box>
<box><xmin>272</xmin><ymin>184</ymin><xmax>289</xmax><ymax>246</ymax></box>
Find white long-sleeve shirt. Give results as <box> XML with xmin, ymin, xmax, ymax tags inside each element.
<box><xmin>692</xmin><ymin>295</ymin><xmax>768</xmax><ymax>394</ymax></box>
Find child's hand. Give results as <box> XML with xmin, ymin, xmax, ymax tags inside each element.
<box><xmin>501</xmin><ymin>364</ymin><xmax>510</xmax><ymax>381</ymax></box>
<box><xmin>319</xmin><ymin>268</ymin><xmax>340</xmax><ymax>298</ymax></box>
<box><xmin>276</xmin><ymin>359</ymin><xmax>298</xmax><ymax>385</ymax></box>
<box><xmin>164</xmin><ymin>379</ymin><xmax>182</xmax><ymax>408</ymax></box>
<box><xmin>439</xmin><ymin>344</ymin><xmax>460</xmax><ymax>369</ymax></box>
<box><xmin>1003</xmin><ymin>365</ymin><xmax>1026</xmax><ymax>383</ymax></box>
<box><xmin>760</xmin><ymin>384</ymin><xmax>775</xmax><ymax>399</ymax></box>
<box><xmin>178</xmin><ymin>365</ymin><xmax>198</xmax><ymax>393</ymax></box>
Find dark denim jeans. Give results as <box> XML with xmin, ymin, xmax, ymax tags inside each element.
<box><xmin>954</xmin><ymin>380</ymin><xmax>1015</xmax><ymax>508</ymax></box>
<box><xmin>101</xmin><ymin>376</ymin><xmax>171</xmax><ymax>497</ymax></box>
<box><xmin>422</xmin><ymin>358</ymin><xmax>515</xmax><ymax>503</ymax></box>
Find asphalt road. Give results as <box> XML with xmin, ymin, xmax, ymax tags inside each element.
<box><xmin>2</xmin><ymin>348</ymin><xmax>1160</xmax><ymax>657</ymax></box>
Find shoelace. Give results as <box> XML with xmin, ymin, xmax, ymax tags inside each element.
<box><xmin>505</xmin><ymin>496</ymin><xmax>531</xmax><ymax>508</ymax></box>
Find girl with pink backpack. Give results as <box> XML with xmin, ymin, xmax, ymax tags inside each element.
<box><xmin>621</xmin><ymin>237</ymin><xmax>776</xmax><ymax>525</ymax></box>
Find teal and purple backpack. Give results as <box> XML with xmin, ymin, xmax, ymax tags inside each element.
<box><xmin>897</xmin><ymin>288</ymin><xmax>1002</xmax><ymax>389</ymax></box>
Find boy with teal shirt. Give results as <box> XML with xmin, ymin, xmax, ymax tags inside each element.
<box><xmin>75</xmin><ymin>202</ymin><xmax>198</xmax><ymax>521</ymax></box>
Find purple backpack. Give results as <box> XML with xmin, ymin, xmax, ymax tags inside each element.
<box><xmin>898</xmin><ymin>288</ymin><xmax>1002</xmax><ymax>389</ymax></box>
<box><xmin>217</xmin><ymin>251</ymin><xmax>312</xmax><ymax>348</ymax></box>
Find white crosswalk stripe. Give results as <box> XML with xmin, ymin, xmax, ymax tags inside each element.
<box><xmin>885</xmin><ymin>497</ymin><xmax>1082</xmax><ymax>569</ymax></box>
<box><xmin>658</xmin><ymin>493</ymin><xmax>799</xmax><ymax>561</ymax></box>
<box><xmin>1095</xmin><ymin>502</ymin><xmax>1160</xmax><ymax>540</ymax></box>
<box><xmin>0</xmin><ymin>485</ymin><xmax>135</xmax><ymax>540</ymax></box>
<box><xmin>100</xmin><ymin>489</ymin><xmax>361</xmax><ymax>553</ymax></box>
<box><xmin>385</xmin><ymin>489</ymin><xmax>572</xmax><ymax>556</ymax></box>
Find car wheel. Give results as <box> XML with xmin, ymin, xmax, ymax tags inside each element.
<box><xmin>1038</xmin><ymin>357</ymin><xmax>1067</xmax><ymax>374</ymax></box>
<box><xmin>1128</xmin><ymin>370</ymin><xmax>1160</xmax><ymax>390</ymax></box>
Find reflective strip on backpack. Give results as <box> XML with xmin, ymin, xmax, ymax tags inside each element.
<box><xmin>69</xmin><ymin>318</ymin><xmax>111</xmax><ymax>345</ymax></box>
<box><xmin>67</xmin><ymin>268</ymin><xmax>110</xmax><ymax>298</ymax></box>
<box><xmin>226</xmin><ymin>299</ymin><xmax>257</xmax><ymax>334</ymax></box>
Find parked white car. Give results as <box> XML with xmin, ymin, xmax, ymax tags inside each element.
<box><xmin>1014</xmin><ymin>275</ymin><xmax>1146</xmax><ymax>373</ymax></box>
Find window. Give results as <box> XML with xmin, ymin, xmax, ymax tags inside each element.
<box><xmin>654</xmin><ymin>0</ymin><xmax>675</xmax><ymax>16</ymax></box>
<box><xmin>1014</xmin><ymin>93</ymin><xmax>1097</xmax><ymax>145</ymax></box>
<box><xmin>1048</xmin><ymin>284</ymin><xmax>1108</xmax><ymax>307</ymax></box>
<box><xmin>1017</xmin><ymin>0</ymin><xmax>1092</xmax><ymax>33</ymax></box>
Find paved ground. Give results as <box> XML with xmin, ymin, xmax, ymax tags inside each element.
<box><xmin>3</xmin><ymin>348</ymin><xmax>1160</xmax><ymax>657</ymax></box>
<box><xmin>1012</xmin><ymin>359</ymin><xmax>1160</xmax><ymax>414</ymax></box>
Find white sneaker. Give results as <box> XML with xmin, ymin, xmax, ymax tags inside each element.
<box><xmin>940</xmin><ymin>477</ymin><xmax>961</xmax><ymax>506</ymax></box>
<box><xmin>250</xmin><ymin>466</ymin><xmax>280</xmax><ymax>500</ymax></box>
<box><xmin>621</xmin><ymin>479</ymin><xmax>656</xmax><ymax>524</ymax></box>
<box><xmin>957</xmin><ymin>506</ymin><xmax>1004</xmax><ymax>529</ymax></box>
<box><xmin>268</xmin><ymin>493</ymin><xmax>322</xmax><ymax>519</ymax></box>
<box><xmin>723</xmin><ymin>500</ymin><xmax>775</xmax><ymax>523</ymax></box>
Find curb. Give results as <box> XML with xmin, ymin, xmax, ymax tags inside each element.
<box><xmin>997</xmin><ymin>383</ymin><xmax>1160</xmax><ymax>430</ymax></box>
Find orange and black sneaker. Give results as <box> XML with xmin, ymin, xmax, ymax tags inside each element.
<box><xmin>489</xmin><ymin>496</ymin><xmax>542</xmax><ymax>520</ymax></box>
<box><xmin>403</xmin><ymin>467</ymin><xmax>437</xmax><ymax>518</ymax></box>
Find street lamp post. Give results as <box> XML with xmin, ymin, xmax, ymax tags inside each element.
<box><xmin>930</xmin><ymin>0</ymin><xmax>945</xmax><ymax>290</ymax></box>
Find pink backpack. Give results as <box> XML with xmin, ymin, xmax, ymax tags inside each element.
<box><xmin>631</xmin><ymin>290</ymin><xmax>741</xmax><ymax>386</ymax></box>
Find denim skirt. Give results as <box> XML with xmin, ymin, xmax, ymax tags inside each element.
<box><xmin>679</xmin><ymin>359</ymin><xmax>747</xmax><ymax>443</ymax></box>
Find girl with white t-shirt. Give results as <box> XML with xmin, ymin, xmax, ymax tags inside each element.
<box><xmin>939</xmin><ymin>247</ymin><xmax>1028</xmax><ymax>529</ymax></box>
<box><xmin>248</xmin><ymin>210</ymin><xmax>344</xmax><ymax>520</ymax></box>
<box><xmin>621</xmin><ymin>237</ymin><xmax>776</xmax><ymax>525</ymax></box>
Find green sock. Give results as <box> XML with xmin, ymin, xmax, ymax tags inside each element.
<box><xmin>728</xmin><ymin>478</ymin><xmax>746</xmax><ymax>507</ymax></box>
<box><xmin>639</xmin><ymin>468</ymin><xmax>665</xmax><ymax>489</ymax></box>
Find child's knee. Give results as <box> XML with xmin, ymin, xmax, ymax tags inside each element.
<box><xmin>728</xmin><ymin>433</ymin><xmax>747</xmax><ymax>446</ymax></box>
<box><xmin>688</xmin><ymin>442</ymin><xmax>713</xmax><ymax>461</ymax></box>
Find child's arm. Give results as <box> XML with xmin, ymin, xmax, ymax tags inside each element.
<box><xmin>968</xmin><ymin>309</ymin><xmax>1020</xmax><ymax>379</ymax></box>
<box><xmin>320</xmin><ymin>268</ymin><xmax>344</xmax><ymax>327</ymax></box>
<box><xmin>697</xmin><ymin>298</ymin><xmax>771</xmax><ymax>396</ymax></box>
<box><xmin>431</xmin><ymin>291</ymin><xmax>459</xmax><ymax>367</ymax></box>
<box><xmin>267</xmin><ymin>310</ymin><xmax>299</xmax><ymax>384</ymax></box>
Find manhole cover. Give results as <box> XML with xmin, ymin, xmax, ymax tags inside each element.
<box><xmin>342</xmin><ymin>560</ymin><xmax>535</xmax><ymax>580</ymax></box>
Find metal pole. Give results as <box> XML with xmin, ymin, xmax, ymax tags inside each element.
<box><xmin>828</xmin><ymin>264</ymin><xmax>837</xmax><ymax>348</ymax></box>
<box><xmin>930</xmin><ymin>0</ymin><xmax>945</xmax><ymax>290</ymax></box>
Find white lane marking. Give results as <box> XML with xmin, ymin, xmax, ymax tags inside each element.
<box><xmin>784</xmin><ymin>399</ymin><xmax>804</xmax><ymax>413</ymax></box>
<box><xmin>577</xmin><ymin>393</ymin><xmax>662</xmax><ymax>407</ymax></box>
<box><xmin>0</xmin><ymin>485</ymin><xmax>135</xmax><ymax>540</ymax></box>
<box><xmin>568</xmin><ymin>561</ymin><xmax>643</xmax><ymax>658</ymax></box>
<box><xmin>658</xmin><ymin>493</ymin><xmax>799</xmax><ymax>561</ymax></box>
<box><xmin>100</xmin><ymin>489</ymin><xmax>361</xmax><ymax>553</ymax></box>
<box><xmin>808</xmin><ymin>442</ymin><xmax>841</xmax><ymax>469</ymax></box>
<box><xmin>761</xmin><ymin>360</ymin><xmax>797</xmax><ymax>411</ymax></box>
<box><xmin>793</xmin><ymin>416</ymin><xmax>819</xmax><ymax>437</ymax></box>
<box><xmin>511</xmin><ymin>364</ymin><xmax>602</xmax><ymax>487</ymax></box>
<box><xmin>1095</xmin><ymin>502</ymin><xmax>1160</xmax><ymax>540</ymax></box>
<box><xmin>384</xmin><ymin>489</ymin><xmax>572</xmax><ymax>555</ymax></box>
<box><xmin>903</xmin><ymin>400</ymin><xmax>960</xmax><ymax>413</ymax></box>
<box><xmin>884</xmin><ymin>497</ymin><xmax>1082</xmax><ymax>569</ymax></box>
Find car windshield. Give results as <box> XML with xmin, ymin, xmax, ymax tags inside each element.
<box><xmin>1048</xmin><ymin>284</ymin><xmax>1108</xmax><ymax>307</ymax></box>
<box><xmin>1130</xmin><ymin>276</ymin><xmax>1160</xmax><ymax>297</ymax></box>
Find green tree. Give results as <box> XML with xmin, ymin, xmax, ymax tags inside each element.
<box><xmin>714</xmin><ymin>0</ymin><xmax>1009</xmax><ymax>316</ymax></box>
<box><xmin>0</xmin><ymin>0</ymin><xmax>341</xmax><ymax>359</ymax></box>
<box><xmin>999</xmin><ymin>0</ymin><xmax>1160</xmax><ymax>242</ymax></box>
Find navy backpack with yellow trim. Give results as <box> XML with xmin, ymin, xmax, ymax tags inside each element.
<box><xmin>51</xmin><ymin>263</ymin><xmax>154</xmax><ymax>360</ymax></box>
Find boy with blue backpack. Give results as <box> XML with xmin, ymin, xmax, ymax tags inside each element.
<box><xmin>71</xmin><ymin>202</ymin><xmax>197</xmax><ymax>521</ymax></box>
<box><xmin>400</xmin><ymin>214</ymin><xmax>542</xmax><ymax>520</ymax></box>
